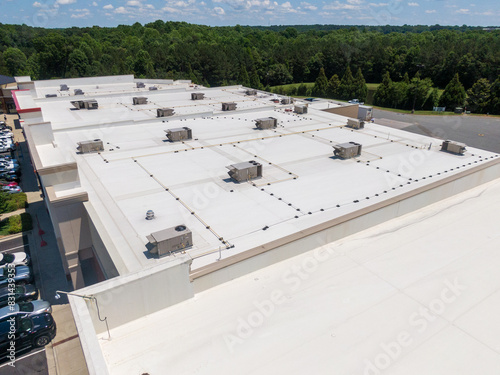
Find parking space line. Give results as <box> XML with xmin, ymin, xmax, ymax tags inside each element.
<box><xmin>0</xmin><ymin>348</ymin><xmax>45</xmax><ymax>368</ymax></box>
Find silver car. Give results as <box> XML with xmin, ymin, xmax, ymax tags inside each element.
<box><xmin>0</xmin><ymin>252</ymin><xmax>30</xmax><ymax>267</ymax></box>
<box><xmin>0</xmin><ymin>300</ymin><xmax>51</xmax><ymax>321</ymax></box>
<box><xmin>0</xmin><ymin>266</ymin><xmax>33</xmax><ymax>286</ymax></box>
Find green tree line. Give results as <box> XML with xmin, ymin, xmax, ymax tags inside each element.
<box><xmin>0</xmin><ymin>21</ymin><xmax>499</xmax><ymax>113</ymax></box>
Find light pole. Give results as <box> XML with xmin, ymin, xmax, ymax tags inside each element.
<box><xmin>55</xmin><ymin>290</ymin><xmax>111</xmax><ymax>340</ymax></box>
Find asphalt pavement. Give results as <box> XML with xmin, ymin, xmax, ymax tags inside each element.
<box><xmin>372</xmin><ymin>109</ymin><xmax>500</xmax><ymax>153</ymax></box>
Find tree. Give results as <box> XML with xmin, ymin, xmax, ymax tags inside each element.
<box><xmin>327</xmin><ymin>74</ymin><xmax>340</xmax><ymax>98</ymax></box>
<box><xmin>238</xmin><ymin>65</ymin><xmax>250</xmax><ymax>87</ymax></box>
<box><xmin>466</xmin><ymin>78</ymin><xmax>491</xmax><ymax>114</ymax></box>
<box><xmin>423</xmin><ymin>87</ymin><xmax>440</xmax><ymax>110</ymax></box>
<box><xmin>266</xmin><ymin>64</ymin><xmax>293</xmax><ymax>86</ymax></box>
<box><xmin>373</xmin><ymin>72</ymin><xmax>394</xmax><ymax>107</ymax></box>
<box><xmin>488</xmin><ymin>77</ymin><xmax>500</xmax><ymax>115</ymax></box>
<box><xmin>439</xmin><ymin>73</ymin><xmax>466</xmax><ymax>111</ymax></box>
<box><xmin>133</xmin><ymin>49</ymin><xmax>154</xmax><ymax>78</ymax></box>
<box><xmin>408</xmin><ymin>73</ymin><xmax>433</xmax><ymax>111</ymax></box>
<box><xmin>249</xmin><ymin>68</ymin><xmax>262</xmax><ymax>90</ymax></box>
<box><xmin>339</xmin><ymin>66</ymin><xmax>356</xmax><ymax>100</ymax></box>
<box><xmin>312</xmin><ymin>67</ymin><xmax>328</xmax><ymax>97</ymax></box>
<box><xmin>67</xmin><ymin>49</ymin><xmax>90</xmax><ymax>77</ymax></box>
<box><xmin>353</xmin><ymin>68</ymin><xmax>368</xmax><ymax>102</ymax></box>
<box><xmin>3</xmin><ymin>47</ymin><xmax>27</xmax><ymax>76</ymax></box>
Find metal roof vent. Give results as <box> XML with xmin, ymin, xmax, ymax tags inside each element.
<box><xmin>77</xmin><ymin>139</ymin><xmax>104</xmax><ymax>154</ymax></box>
<box><xmin>146</xmin><ymin>225</ymin><xmax>193</xmax><ymax>257</ymax></box>
<box><xmin>74</xmin><ymin>89</ymin><xmax>84</xmax><ymax>95</ymax></box>
<box><xmin>281</xmin><ymin>97</ymin><xmax>293</xmax><ymax>104</ymax></box>
<box><xmin>133</xmin><ymin>97</ymin><xmax>148</xmax><ymax>105</ymax></box>
<box><xmin>145</xmin><ymin>210</ymin><xmax>155</xmax><ymax>220</ymax></box>
<box><xmin>136</xmin><ymin>82</ymin><xmax>145</xmax><ymax>88</ymax></box>
<box><xmin>157</xmin><ymin>108</ymin><xmax>175</xmax><ymax>117</ymax></box>
<box><xmin>165</xmin><ymin>127</ymin><xmax>192</xmax><ymax>142</ymax></box>
<box><xmin>60</xmin><ymin>84</ymin><xmax>69</xmax><ymax>91</ymax></box>
<box><xmin>246</xmin><ymin>89</ymin><xmax>257</xmax><ymax>96</ymax></box>
<box><xmin>441</xmin><ymin>140</ymin><xmax>466</xmax><ymax>155</ymax></box>
<box><xmin>294</xmin><ymin>104</ymin><xmax>308</xmax><ymax>114</ymax></box>
<box><xmin>191</xmin><ymin>92</ymin><xmax>204</xmax><ymax>100</ymax></box>
<box><xmin>45</xmin><ymin>94</ymin><xmax>57</xmax><ymax>98</ymax></box>
<box><xmin>149</xmin><ymin>86</ymin><xmax>158</xmax><ymax>91</ymax></box>
<box><xmin>222</xmin><ymin>102</ymin><xmax>237</xmax><ymax>111</ymax></box>
<box><xmin>227</xmin><ymin>161</ymin><xmax>262</xmax><ymax>182</ymax></box>
<box><xmin>255</xmin><ymin>117</ymin><xmax>277</xmax><ymax>130</ymax></box>
<box><xmin>347</xmin><ymin>118</ymin><xmax>365</xmax><ymax>129</ymax></box>
<box><xmin>333</xmin><ymin>142</ymin><xmax>362</xmax><ymax>159</ymax></box>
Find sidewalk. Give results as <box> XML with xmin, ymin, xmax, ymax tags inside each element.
<box><xmin>4</xmin><ymin>113</ymin><xmax>89</xmax><ymax>375</ymax></box>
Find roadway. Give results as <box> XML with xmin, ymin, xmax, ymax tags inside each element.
<box><xmin>372</xmin><ymin>109</ymin><xmax>500</xmax><ymax>153</ymax></box>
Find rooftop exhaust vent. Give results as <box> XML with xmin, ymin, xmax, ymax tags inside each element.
<box><xmin>222</xmin><ymin>102</ymin><xmax>237</xmax><ymax>111</ymax></box>
<box><xmin>157</xmin><ymin>108</ymin><xmax>175</xmax><ymax>117</ymax></box>
<box><xmin>136</xmin><ymin>82</ymin><xmax>145</xmax><ymax>88</ymax></box>
<box><xmin>246</xmin><ymin>89</ymin><xmax>257</xmax><ymax>96</ymax></box>
<box><xmin>191</xmin><ymin>92</ymin><xmax>205</xmax><ymax>100</ymax></box>
<box><xmin>146</xmin><ymin>225</ymin><xmax>193</xmax><ymax>257</ymax></box>
<box><xmin>347</xmin><ymin>118</ymin><xmax>365</xmax><ymax>129</ymax></box>
<box><xmin>71</xmin><ymin>99</ymin><xmax>98</xmax><ymax>110</ymax></box>
<box><xmin>294</xmin><ymin>104</ymin><xmax>308</xmax><ymax>114</ymax></box>
<box><xmin>60</xmin><ymin>84</ymin><xmax>69</xmax><ymax>91</ymax></box>
<box><xmin>165</xmin><ymin>127</ymin><xmax>192</xmax><ymax>142</ymax></box>
<box><xmin>145</xmin><ymin>210</ymin><xmax>155</xmax><ymax>220</ymax></box>
<box><xmin>227</xmin><ymin>161</ymin><xmax>262</xmax><ymax>182</ymax></box>
<box><xmin>133</xmin><ymin>97</ymin><xmax>148</xmax><ymax>105</ymax></box>
<box><xmin>333</xmin><ymin>142</ymin><xmax>362</xmax><ymax>159</ymax></box>
<box><xmin>77</xmin><ymin>139</ymin><xmax>104</xmax><ymax>154</ymax></box>
<box><xmin>149</xmin><ymin>86</ymin><xmax>158</xmax><ymax>91</ymax></box>
<box><xmin>255</xmin><ymin>117</ymin><xmax>277</xmax><ymax>130</ymax></box>
<box><xmin>74</xmin><ymin>89</ymin><xmax>84</xmax><ymax>95</ymax></box>
<box><xmin>45</xmin><ymin>94</ymin><xmax>57</xmax><ymax>98</ymax></box>
<box><xmin>441</xmin><ymin>140</ymin><xmax>466</xmax><ymax>155</ymax></box>
<box><xmin>281</xmin><ymin>97</ymin><xmax>293</xmax><ymax>104</ymax></box>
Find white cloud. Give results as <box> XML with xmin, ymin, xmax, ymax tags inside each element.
<box><xmin>92</xmin><ymin>1</ymin><xmax>98</xmax><ymax>6</ymax></box>
<box><xmin>115</xmin><ymin>6</ymin><xmax>128</xmax><ymax>13</ymax></box>
<box><xmin>425</xmin><ymin>9</ymin><xmax>435</xmax><ymax>13</ymax></box>
<box><xmin>162</xmin><ymin>6</ymin><xmax>180</xmax><ymax>13</ymax></box>
<box><xmin>281</xmin><ymin>1</ymin><xmax>297</xmax><ymax>12</ymax></box>
<box><xmin>56</xmin><ymin>0</ymin><xmax>77</xmax><ymax>4</ymax></box>
<box><xmin>103</xmin><ymin>4</ymin><xmax>113</xmax><ymax>9</ymax></box>
<box><xmin>300</xmin><ymin>1</ymin><xmax>317</xmax><ymax>10</ymax></box>
<box><xmin>347</xmin><ymin>0</ymin><xmax>363</xmax><ymax>4</ymax></box>
<box><xmin>323</xmin><ymin>1</ymin><xmax>360</xmax><ymax>10</ymax></box>
<box><xmin>127</xmin><ymin>0</ymin><xmax>142</xmax><ymax>6</ymax></box>
<box><xmin>456</xmin><ymin>8</ymin><xmax>469</xmax><ymax>14</ymax></box>
<box><xmin>369</xmin><ymin>2</ymin><xmax>388</xmax><ymax>7</ymax></box>
<box><xmin>145</xmin><ymin>4</ymin><xmax>155</xmax><ymax>9</ymax></box>
<box><xmin>33</xmin><ymin>1</ymin><xmax>42</xmax><ymax>7</ymax></box>
<box><xmin>213</xmin><ymin>6</ymin><xmax>225</xmax><ymax>14</ymax></box>
<box><xmin>408</xmin><ymin>2</ymin><xmax>418</xmax><ymax>6</ymax></box>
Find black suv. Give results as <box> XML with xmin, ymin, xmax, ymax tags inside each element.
<box><xmin>0</xmin><ymin>313</ymin><xmax>57</xmax><ymax>361</ymax></box>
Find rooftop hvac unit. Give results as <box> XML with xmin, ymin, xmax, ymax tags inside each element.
<box><xmin>294</xmin><ymin>104</ymin><xmax>308</xmax><ymax>114</ymax></box>
<box><xmin>441</xmin><ymin>140</ymin><xmax>466</xmax><ymax>155</ymax></box>
<box><xmin>227</xmin><ymin>161</ymin><xmax>262</xmax><ymax>182</ymax></box>
<box><xmin>71</xmin><ymin>99</ymin><xmax>98</xmax><ymax>110</ymax></box>
<box><xmin>191</xmin><ymin>92</ymin><xmax>205</xmax><ymax>100</ymax></box>
<box><xmin>74</xmin><ymin>89</ymin><xmax>84</xmax><ymax>95</ymax></box>
<box><xmin>133</xmin><ymin>97</ymin><xmax>148</xmax><ymax>105</ymax></box>
<box><xmin>333</xmin><ymin>142</ymin><xmax>362</xmax><ymax>159</ymax></box>
<box><xmin>149</xmin><ymin>86</ymin><xmax>158</xmax><ymax>91</ymax></box>
<box><xmin>281</xmin><ymin>97</ymin><xmax>293</xmax><ymax>105</ymax></box>
<box><xmin>246</xmin><ymin>89</ymin><xmax>257</xmax><ymax>95</ymax></box>
<box><xmin>45</xmin><ymin>94</ymin><xmax>57</xmax><ymax>98</ymax></box>
<box><xmin>157</xmin><ymin>108</ymin><xmax>175</xmax><ymax>117</ymax></box>
<box><xmin>165</xmin><ymin>127</ymin><xmax>192</xmax><ymax>142</ymax></box>
<box><xmin>77</xmin><ymin>139</ymin><xmax>104</xmax><ymax>154</ymax></box>
<box><xmin>347</xmin><ymin>118</ymin><xmax>365</xmax><ymax>129</ymax></box>
<box><xmin>60</xmin><ymin>84</ymin><xmax>69</xmax><ymax>91</ymax></box>
<box><xmin>222</xmin><ymin>102</ymin><xmax>237</xmax><ymax>111</ymax></box>
<box><xmin>147</xmin><ymin>225</ymin><xmax>193</xmax><ymax>257</ymax></box>
<box><xmin>255</xmin><ymin>117</ymin><xmax>277</xmax><ymax>130</ymax></box>
<box><xmin>136</xmin><ymin>82</ymin><xmax>145</xmax><ymax>88</ymax></box>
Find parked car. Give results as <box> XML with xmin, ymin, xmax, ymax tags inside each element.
<box><xmin>0</xmin><ymin>266</ymin><xmax>33</xmax><ymax>286</ymax></box>
<box><xmin>0</xmin><ymin>181</ymin><xmax>18</xmax><ymax>187</ymax></box>
<box><xmin>1</xmin><ymin>186</ymin><xmax>22</xmax><ymax>194</ymax></box>
<box><xmin>0</xmin><ymin>284</ymin><xmax>38</xmax><ymax>308</ymax></box>
<box><xmin>0</xmin><ymin>300</ymin><xmax>51</xmax><ymax>321</ymax></box>
<box><xmin>0</xmin><ymin>312</ymin><xmax>57</xmax><ymax>360</ymax></box>
<box><xmin>0</xmin><ymin>252</ymin><xmax>29</xmax><ymax>267</ymax></box>
<box><xmin>0</xmin><ymin>172</ymin><xmax>19</xmax><ymax>182</ymax></box>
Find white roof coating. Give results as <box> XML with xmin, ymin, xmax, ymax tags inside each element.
<box><xmin>97</xmin><ymin>176</ymin><xmax>500</xmax><ymax>375</ymax></box>
<box><xmin>15</xmin><ymin>76</ymin><xmax>500</xmax><ymax>274</ymax></box>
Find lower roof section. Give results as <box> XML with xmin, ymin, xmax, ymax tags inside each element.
<box><xmin>91</xmin><ymin>175</ymin><xmax>500</xmax><ymax>375</ymax></box>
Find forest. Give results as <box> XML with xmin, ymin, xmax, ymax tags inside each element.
<box><xmin>0</xmin><ymin>21</ymin><xmax>499</xmax><ymax>113</ymax></box>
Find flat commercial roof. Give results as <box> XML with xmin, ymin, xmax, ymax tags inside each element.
<box><xmin>15</xmin><ymin>76</ymin><xmax>499</xmax><ymax>274</ymax></box>
<box><xmin>97</xmin><ymin>176</ymin><xmax>500</xmax><ymax>374</ymax></box>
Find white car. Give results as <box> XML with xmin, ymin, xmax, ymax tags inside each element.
<box><xmin>1</xmin><ymin>186</ymin><xmax>21</xmax><ymax>194</ymax></box>
<box><xmin>0</xmin><ymin>251</ymin><xmax>29</xmax><ymax>267</ymax></box>
<box><xmin>0</xmin><ymin>300</ymin><xmax>52</xmax><ymax>320</ymax></box>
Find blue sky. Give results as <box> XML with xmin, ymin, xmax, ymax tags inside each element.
<box><xmin>1</xmin><ymin>0</ymin><xmax>499</xmax><ymax>28</ymax></box>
